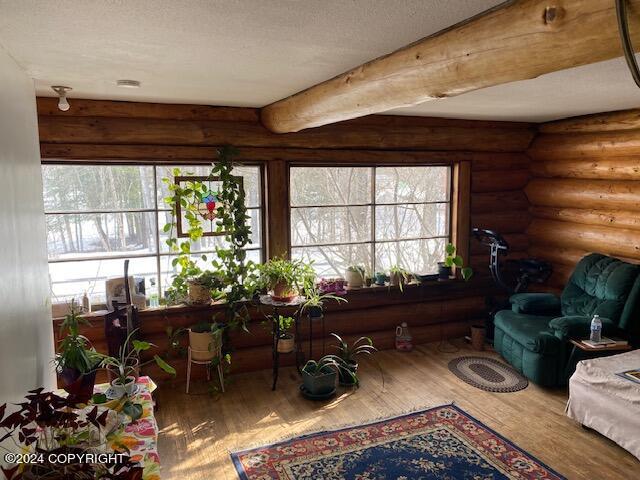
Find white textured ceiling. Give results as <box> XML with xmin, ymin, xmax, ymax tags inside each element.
<box><xmin>1</xmin><ymin>0</ymin><xmax>639</xmax><ymax>122</ymax></box>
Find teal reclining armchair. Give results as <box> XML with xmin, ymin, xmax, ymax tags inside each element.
<box><xmin>494</xmin><ymin>253</ymin><xmax>640</xmax><ymax>387</ymax></box>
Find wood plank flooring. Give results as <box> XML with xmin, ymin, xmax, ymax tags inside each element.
<box><xmin>155</xmin><ymin>340</ymin><xmax>639</xmax><ymax>479</ymax></box>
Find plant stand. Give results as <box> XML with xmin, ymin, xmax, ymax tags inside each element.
<box><xmin>259</xmin><ymin>295</ymin><xmax>304</xmax><ymax>391</ymax></box>
<box><xmin>305</xmin><ymin>312</ymin><xmax>327</xmax><ymax>360</ymax></box>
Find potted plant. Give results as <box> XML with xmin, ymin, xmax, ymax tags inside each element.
<box><xmin>364</xmin><ymin>273</ymin><xmax>374</xmax><ymax>287</ymax></box>
<box><xmin>439</xmin><ymin>243</ymin><xmax>473</xmax><ymax>281</ymax></box>
<box><xmin>330</xmin><ymin>333</ymin><xmax>378</xmax><ymax>387</ymax></box>
<box><xmin>101</xmin><ymin>329</ymin><xmax>176</xmax><ymax>397</ymax></box>
<box><xmin>374</xmin><ymin>271</ymin><xmax>387</xmax><ymax>286</ymax></box>
<box><xmin>344</xmin><ymin>265</ymin><xmax>365</xmax><ymax>289</ymax></box>
<box><xmin>273</xmin><ymin>315</ymin><xmax>296</xmax><ymax>353</ymax></box>
<box><xmin>54</xmin><ymin>303</ymin><xmax>102</xmax><ymax>404</ymax></box>
<box><xmin>301</xmin><ymin>355</ymin><xmax>353</xmax><ymax>396</ymax></box>
<box><xmin>188</xmin><ymin>321</ymin><xmax>224</xmax><ymax>358</ymax></box>
<box><xmin>302</xmin><ymin>282</ymin><xmax>348</xmax><ymax>319</ymax></box>
<box><xmin>0</xmin><ymin>389</ymin><xmax>142</xmax><ymax>480</ymax></box>
<box><xmin>187</xmin><ymin>270</ymin><xmax>224</xmax><ymax>304</ymax></box>
<box><xmin>389</xmin><ymin>265</ymin><xmax>411</xmax><ymax>290</ymax></box>
<box><xmin>258</xmin><ymin>257</ymin><xmax>315</xmax><ymax>302</ymax></box>
<box><xmin>318</xmin><ymin>277</ymin><xmax>347</xmax><ymax>294</ymax></box>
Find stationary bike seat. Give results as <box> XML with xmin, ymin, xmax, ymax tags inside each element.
<box><xmin>472</xmin><ymin>228</ymin><xmax>509</xmax><ymax>250</ymax></box>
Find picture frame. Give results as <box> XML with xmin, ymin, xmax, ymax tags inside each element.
<box><xmin>174</xmin><ymin>175</ymin><xmax>244</xmax><ymax>238</ymax></box>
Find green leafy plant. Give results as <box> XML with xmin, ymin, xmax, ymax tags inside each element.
<box><xmin>389</xmin><ymin>265</ymin><xmax>412</xmax><ymax>292</ymax></box>
<box><xmin>258</xmin><ymin>257</ymin><xmax>315</xmax><ymax>299</ymax></box>
<box><xmin>274</xmin><ymin>315</ymin><xmax>295</xmax><ymax>333</ymax></box>
<box><xmin>444</xmin><ymin>243</ymin><xmax>473</xmax><ymax>281</ymax></box>
<box><xmin>330</xmin><ymin>333</ymin><xmax>377</xmax><ymax>365</ymax></box>
<box><xmin>100</xmin><ymin>329</ymin><xmax>176</xmax><ymax>386</ymax></box>
<box><xmin>55</xmin><ymin>302</ymin><xmax>101</xmax><ymax>374</ymax></box>
<box><xmin>190</xmin><ymin>270</ymin><xmax>225</xmax><ymax>290</ymax></box>
<box><xmin>346</xmin><ymin>265</ymin><xmax>365</xmax><ymax>279</ymax></box>
<box><xmin>302</xmin><ymin>281</ymin><xmax>347</xmax><ymax>315</ymax></box>
<box><xmin>209</xmin><ymin>146</ymin><xmax>260</xmax><ymax>329</ymax></box>
<box><xmin>302</xmin><ymin>355</ymin><xmax>355</xmax><ymax>382</ymax></box>
<box><xmin>0</xmin><ymin>389</ymin><xmax>142</xmax><ymax>480</ymax></box>
<box><xmin>330</xmin><ymin>333</ymin><xmax>382</xmax><ymax>387</ymax></box>
<box><xmin>163</xmin><ymin>146</ymin><xmax>259</xmax><ymax>330</ymax></box>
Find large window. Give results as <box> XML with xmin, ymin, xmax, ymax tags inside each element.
<box><xmin>290</xmin><ymin>166</ymin><xmax>451</xmax><ymax>277</ymax></box>
<box><xmin>42</xmin><ymin>164</ymin><xmax>263</xmax><ymax>303</ymax></box>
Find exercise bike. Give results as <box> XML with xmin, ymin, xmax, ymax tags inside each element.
<box><xmin>472</xmin><ymin>228</ymin><xmax>553</xmax><ymax>342</ymax></box>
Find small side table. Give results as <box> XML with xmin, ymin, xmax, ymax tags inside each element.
<box><xmin>259</xmin><ymin>295</ymin><xmax>304</xmax><ymax>391</ymax></box>
<box><xmin>566</xmin><ymin>338</ymin><xmax>632</xmax><ymax>378</ymax></box>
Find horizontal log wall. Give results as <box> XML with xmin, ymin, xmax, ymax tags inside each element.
<box><xmin>469</xmin><ymin>153</ymin><xmax>531</xmax><ymax>275</ymax></box>
<box><xmin>55</xmin><ymin>282</ymin><xmax>496</xmax><ymax>383</ymax></box>
<box><xmin>39</xmin><ymin>98</ymin><xmax>533</xmax><ymax>382</ymax></box>
<box><xmin>526</xmin><ymin>108</ymin><xmax>640</xmax><ymax>290</ymax></box>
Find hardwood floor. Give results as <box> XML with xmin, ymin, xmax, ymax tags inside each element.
<box><xmin>155</xmin><ymin>340</ymin><xmax>639</xmax><ymax>479</ymax></box>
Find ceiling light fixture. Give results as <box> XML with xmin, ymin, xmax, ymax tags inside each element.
<box><xmin>117</xmin><ymin>79</ymin><xmax>141</xmax><ymax>88</ymax></box>
<box><xmin>51</xmin><ymin>86</ymin><xmax>72</xmax><ymax>111</ymax></box>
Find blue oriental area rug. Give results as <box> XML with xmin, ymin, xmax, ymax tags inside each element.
<box><xmin>231</xmin><ymin>405</ymin><xmax>565</xmax><ymax>479</ymax></box>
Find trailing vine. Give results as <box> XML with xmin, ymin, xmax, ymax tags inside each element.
<box><xmin>209</xmin><ymin>145</ymin><xmax>259</xmax><ymax>330</ymax></box>
<box><xmin>162</xmin><ymin>146</ymin><xmax>257</xmax><ymax>331</ymax></box>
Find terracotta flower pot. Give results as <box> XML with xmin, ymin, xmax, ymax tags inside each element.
<box><xmin>471</xmin><ymin>324</ymin><xmax>486</xmax><ymax>351</ymax></box>
<box><xmin>277</xmin><ymin>334</ymin><xmax>295</xmax><ymax>353</ymax></box>
<box><xmin>271</xmin><ymin>281</ymin><xmax>296</xmax><ymax>302</ymax></box>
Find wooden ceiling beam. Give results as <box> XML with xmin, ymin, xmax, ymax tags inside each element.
<box><xmin>260</xmin><ymin>0</ymin><xmax>640</xmax><ymax>133</ymax></box>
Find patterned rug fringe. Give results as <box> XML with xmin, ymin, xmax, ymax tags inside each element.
<box><xmin>228</xmin><ymin>401</ymin><xmax>455</xmax><ymax>454</ymax></box>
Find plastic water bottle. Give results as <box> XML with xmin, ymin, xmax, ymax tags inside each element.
<box><xmin>590</xmin><ymin>314</ymin><xmax>602</xmax><ymax>342</ymax></box>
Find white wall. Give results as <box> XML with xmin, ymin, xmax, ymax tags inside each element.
<box><xmin>0</xmin><ymin>46</ymin><xmax>54</xmax><ymax>403</ymax></box>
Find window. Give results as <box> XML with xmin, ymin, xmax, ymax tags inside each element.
<box><xmin>42</xmin><ymin>164</ymin><xmax>263</xmax><ymax>303</ymax></box>
<box><xmin>290</xmin><ymin>166</ymin><xmax>451</xmax><ymax>277</ymax></box>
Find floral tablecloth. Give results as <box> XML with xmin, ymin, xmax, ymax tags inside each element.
<box><xmin>96</xmin><ymin>376</ymin><xmax>161</xmax><ymax>480</ymax></box>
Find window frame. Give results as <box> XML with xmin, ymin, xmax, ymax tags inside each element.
<box><xmin>42</xmin><ymin>160</ymin><xmax>266</xmax><ymax>301</ymax></box>
<box><xmin>288</xmin><ymin>162</ymin><xmax>455</xmax><ymax>276</ymax></box>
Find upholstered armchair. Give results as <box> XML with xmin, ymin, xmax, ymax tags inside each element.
<box><xmin>494</xmin><ymin>253</ymin><xmax>640</xmax><ymax>387</ymax></box>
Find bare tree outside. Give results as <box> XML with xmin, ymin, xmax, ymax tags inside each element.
<box><xmin>290</xmin><ymin>166</ymin><xmax>450</xmax><ymax>277</ymax></box>
<box><xmin>42</xmin><ymin>164</ymin><xmax>262</xmax><ymax>302</ymax></box>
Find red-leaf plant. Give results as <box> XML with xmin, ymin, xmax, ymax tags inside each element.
<box><xmin>0</xmin><ymin>388</ymin><xmax>142</xmax><ymax>480</ymax></box>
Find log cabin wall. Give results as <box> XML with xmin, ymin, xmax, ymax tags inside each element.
<box><xmin>38</xmin><ymin>97</ymin><xmax>535</xmax><ymax>381</ymax></box>
<box><xmin>526</xmin><ymin>109</ymin><xmax>640</xmax><ymax>291</ymax></box>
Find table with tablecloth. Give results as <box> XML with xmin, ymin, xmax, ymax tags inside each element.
<box><xmin>97</xmin><ymin>376</ymin><xmax>161</xmax><ymax>480</ymax></box>
<box><xmin>566</xmin><ymin>349</ymin><xmax>640</xmax><ymax>460</ymax></box>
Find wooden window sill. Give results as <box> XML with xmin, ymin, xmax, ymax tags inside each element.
<box><xmin>53</xmin><ymin>276</ymin><xmax>494</xmax><ymax>323</ymax></box>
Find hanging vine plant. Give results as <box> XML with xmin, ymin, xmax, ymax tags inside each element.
<box><xmin>162</xmin><ymin>145</ymin><xmax>258</xmax><ymax>331</ymax></box>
